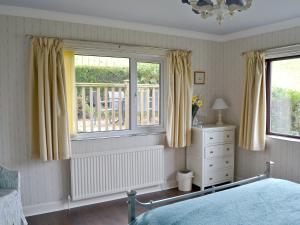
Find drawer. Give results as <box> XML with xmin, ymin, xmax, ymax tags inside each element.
<box><xmin>205</xmin><ymin>144</ymin><xmax>234</xmax><ymax>158</ymax></box>
<box><xmin>204</xmin><ymin>130</ymin><xmax>234</xmax><ymax>146</ymax></box>
<box><xmin>204</xmin><ymin>156</ymin><xmax>234</xmax><ymax>171</ymax></box>
<box><xmin>224</xmin><ymin>130</ymin><xmax>234</xmax><ymax>143</ymax></box>
<box><xmin>204</xmin><ymin>132</ymin><xmax>223</xmax><ymax>145</ymax></box>
<box><xmin>204</xmin><ymin>168</ymin><xmax>233</xmax><ymax>186</ymax></box>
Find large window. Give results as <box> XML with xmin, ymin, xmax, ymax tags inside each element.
<box><xmin>266</xmin><ymin>56</ymin><xmax>300</xmax><ymax>138</ymax></box>
<box><xmin>73</xmin><ymin>52</ymin><xmax>164</xmax><ymax>136</ymax></box>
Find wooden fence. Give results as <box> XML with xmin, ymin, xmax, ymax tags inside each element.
<box><xmin>76</xmin><ymin>82</ymin><xmax>159</xmax><ymax>132</ymax></box>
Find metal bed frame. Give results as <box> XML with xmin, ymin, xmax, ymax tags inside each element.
<box><xmin>126</xmin><ymin>161</ymin><xmax>274</xmax><ymax>223</ymax></box>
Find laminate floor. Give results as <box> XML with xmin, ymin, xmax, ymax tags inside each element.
<box><xmin>27</xmin><ymin>186</ymin><xmax>199</xmax><ymax>225</ymax></box>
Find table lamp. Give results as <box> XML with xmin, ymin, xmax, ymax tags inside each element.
<box><xmin>212</xmin><ymin>98</ymin><xmax>228</xmax><ymax>125</ymax></box>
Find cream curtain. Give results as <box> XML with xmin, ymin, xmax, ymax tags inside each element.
<box><xmin>239</xmin><ymin>51</ymin><xmax>266</xmax><ymax>151</ymax></box>
<box><xmin>166</xmin><ymin>50</ymin><xmax>193</xmax><ymax>148</ymax></box>
<box><xmin>29</xmin><ymin>37</ymin><xmax>71</xmax><ymax>161</ymax></box>
<box><xmin>64</xmin><ymin>51</ymin><xmax>77</xmax><ymax>137</ymax></box>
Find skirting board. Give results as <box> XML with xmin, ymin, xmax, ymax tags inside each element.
<box><xmin>23</xmin><ymin>180</ymin><xmax>178</xmax><ymax>217</ymax></box>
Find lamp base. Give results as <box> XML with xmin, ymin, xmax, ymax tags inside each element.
<box><xmin>216</xmin><ymin>110</ymin><xmax>224</xmax><ymax>125</ymax></box>
<box><xmin>216</xmin><ymin>121</ymin><xmax>224</xmax><ymax>126</ymax></box>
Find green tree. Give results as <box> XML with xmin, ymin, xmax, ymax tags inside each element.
<box><xmin>137</xmin><ymin>63</ymin><xmax>160</xmax><ymax>84</ymax></box>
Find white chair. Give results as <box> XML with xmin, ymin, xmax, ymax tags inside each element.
<box><xmin>0</xmin><ymin>165</ymin><xmax>27</xmax><ymax>225</ymax></box>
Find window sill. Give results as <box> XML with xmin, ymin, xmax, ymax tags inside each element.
<box><xmin>71</xmin><ymin>130</ymin><xmax>166</xmax><ymax>142</ymax></box>
<box><xmin>267</xmin><ymin>135</ymin><xmax>300</xmax><ymax>143</ymax></box>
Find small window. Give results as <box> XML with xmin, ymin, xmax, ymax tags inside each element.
<box><xmin>137</xmin><ymin>62</ymin><xmax>160</xmax><ymax>126</ymax></box>
<box><xmin>266</xmin><ymin>56</ymin><xmax>300</xmax><ymax>138</ymax></box>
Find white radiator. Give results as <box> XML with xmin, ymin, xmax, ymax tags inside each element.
<box><xmin>70</xmin><ymin>145</ymin><xmax>164</xmax><ymax>201</ymax></box>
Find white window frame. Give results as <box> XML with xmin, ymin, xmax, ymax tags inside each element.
<box><xmin>69</xmin><ymin>46</ymin><xmax>166</xmax><ymax>140</ymax></box>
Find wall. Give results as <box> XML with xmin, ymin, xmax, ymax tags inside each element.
<box><xmin>223</xmin><ymin>26</ymin><xmax>300</xmax><ymax>181</ymax></box>
<box><xmin>0</xmin><ymin>15</ymin><xmax>224</xmax><ymax>213</ymax></box>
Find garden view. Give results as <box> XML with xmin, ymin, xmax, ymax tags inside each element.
<box><xmin>270</xmin><ymin>57</ymin><xmax>300</xmax><ymax>137</ymax></box>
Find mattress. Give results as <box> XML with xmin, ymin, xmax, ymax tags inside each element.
<box><xmin>130</xmin><ymin>178</ymin><xmax>300</xmax><ymax>225</ymax></box>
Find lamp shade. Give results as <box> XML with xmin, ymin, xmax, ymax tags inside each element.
<box><xmin>212</xmin><ymin>98</ymin><xmax>229</xmax><ymax>110</ymax></box>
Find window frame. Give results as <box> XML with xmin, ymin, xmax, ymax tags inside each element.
<box><xmin>266</xmin><ymin>54</ymin><xmax>300</xmax><ymax>140</ymax></box>
<box><xmin>135</xmin><ymin>57</ymin><xmax>165</xmax><ymax>132</ymax></box>
<box><xmin>71</xmin><ymin>48</ymin><xmax>166</xmax><ymax>140</ymax></box>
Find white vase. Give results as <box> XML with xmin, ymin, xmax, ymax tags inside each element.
<box><xmin>192</xmin><ymin>116</ymin><xmax>198</xmax><ymax>126</ymax></box>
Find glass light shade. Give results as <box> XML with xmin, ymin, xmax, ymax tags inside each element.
<box><xmin>226</xmin><ymin>0</ymin><xmax>245</xmax><ymax>11</ymax></box>
<box><xmin>197</xmin><ymin>0</ymin><xmax>213</xmax><ymax>7</ymax></box>
<box><xmin>212</xmin><ymin>98</ymin><xmax>229</xmax><ymax>110</ymax></box>
<box><xmin>226</xmin><ymin>0</ymin><xmax>245</xmax><ymax>6</ymax></box>
<box><xmin>190</xmin><ymin>0</ymin><xmax>213</xmax><ymax>12</ymax></box>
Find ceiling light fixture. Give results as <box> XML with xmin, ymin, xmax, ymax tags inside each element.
<box><xmin>182</xmin><ymin>0</ymin><xmax>252</xmax><ymax>25</ymax></box>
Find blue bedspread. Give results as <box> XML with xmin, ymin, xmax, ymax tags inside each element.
<box><xmin>130</xmin><ymin>178</ymin><xmax>300</xmax><ymax>225</ymax></box>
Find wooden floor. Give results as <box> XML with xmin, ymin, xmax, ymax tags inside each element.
<box><xmin>27</xmin><ymin>186</ymin><xmax>199</xmax><ymax>225</ymax></box>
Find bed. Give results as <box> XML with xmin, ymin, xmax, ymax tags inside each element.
<box><xmin>127</xmin><ymin>162</ymin><xmax>300</xmax><ymax>225</ymax></box>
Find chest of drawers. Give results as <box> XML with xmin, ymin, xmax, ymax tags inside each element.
<box><xmin>187</xmin><ymin>125</ymin><xmax>236</xmax><ymax>190</ymax></box>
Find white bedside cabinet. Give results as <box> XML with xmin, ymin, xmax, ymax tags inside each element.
<box><xmin>187</xmin><ymin>125</ymin><xmax>236</xmax><ymax>190</ymax></box>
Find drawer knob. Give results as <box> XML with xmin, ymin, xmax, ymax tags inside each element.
<box><xmin>209</xmin><ymin>178</ymin><xmax>213</xmax><ymax>180</ymax></box>
<box><xmin>210</xmin><ymin>151</ymin><xmax>214</xmax><ymax>154</ymax></box>
<box><xmin>226</xmin><ymin>161</ymin><xmax>229</xmax><ymax>164</ymax></box>
<box><xmin>209</xmin><ymin>164</ymin><xmax>213</xmax><ymax>167</ymax></box>
<box><xmin>227</xmin><ymin>135</ymin><xmax>230</xmax><ymax>138</ymax></box>
<box><xmin>226</xmin><ymin>148</ymin><xmax>230</xmax><ymax>151</ymax></box>
<box><xmin>226</xmin><ymin>174</ymin><xmax>229</xmax><ymax>176</ymax></box>
<box><xmin>209</xmin><ymin>137</ymin><xmax>214</xmax><ymax>140</ymax></box>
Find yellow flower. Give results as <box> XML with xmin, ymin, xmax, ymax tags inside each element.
<box><xmin>192</xmin><ymin>95</ymin><xmax>204</xmax><ymax>108</ymax></box>
<box><xmin>192</xmin><ymin>96</ymin><xmax>198</xmax><ymax>104</ymax></box>
<box><xmin>197</xmin><ymin>100</ymin><xmax>203</xmax><ymax>107</ymax></box>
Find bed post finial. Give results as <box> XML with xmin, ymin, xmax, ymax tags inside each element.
<box><xmin>127</xmin><ymin>190</ymin><xmax>137</xmax><ymax>223</ymax></box>
<box><xmin>265</xmin><ymin>161</ymin><xmax>274</xmax><ymax>178</ymax></box>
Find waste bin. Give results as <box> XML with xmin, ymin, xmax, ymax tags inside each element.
<box><xmin>176</xmin><ymin>170</ymin><xmax>193</xmax><ymax>192</ymax></box>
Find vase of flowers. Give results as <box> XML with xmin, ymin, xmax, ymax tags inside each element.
<box><xmin>192</xmin><ymin>95</ymin><xmax>203</xmax><ymax>126</ymax></box>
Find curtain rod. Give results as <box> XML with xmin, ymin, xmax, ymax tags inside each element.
<box><xmin>25</xmin><ymin>34</ymin><xmax>190</xmax><ymax>52</ymax></box>
<box><xmin>241</xmin><ymin>43</ymin><xmax>300</xmax><ymax>56</ymax></box>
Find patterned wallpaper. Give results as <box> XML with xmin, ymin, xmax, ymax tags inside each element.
<box><xmin>223</xmin><ymin>26</ymin><xmax>300</xmax><ymax>181</ymax></box>
<box><xmin>0</xmin><ymin>15</ymin><xmax>223</xmax><ymax>211</ymax></box>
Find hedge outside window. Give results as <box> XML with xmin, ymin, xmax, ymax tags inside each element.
<box><xmin>266</xmin><ymin>55</ymin><xmax>300</xmax><ymax>139</ymax></box>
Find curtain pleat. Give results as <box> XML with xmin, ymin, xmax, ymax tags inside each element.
<box><xmin>239</xmin><ymin>51</ymin><xmax>266</xmax><ymax>151</ymax></box>
<box><xmin>64</xmin><ymin>51</ymin><xmax>77</xmax><ymax>137</ymax></box>
<box><xmin>29</xmin><ymin>37</ymin><xmax>71</xmax><ymax>161</ymax></box>
<box><xmin>166</xmin><ymin>50</ymin><xmax>192</xmax><ymax>148</ymax></box>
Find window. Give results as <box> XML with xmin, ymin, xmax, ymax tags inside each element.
<box><xmin>72</xmin><ymin>50</ymin><xmax>164</xmax><ymax>137</ymax></box>
<box><xmin>137</xmin><ymin>62</ymin><xmax>160</xmax><ymax>126</ymax></box>
<box><xmin>75</xmin><ymin>55</ymin><xmax>130</xmax><ymax>132</ymax></box>
<box><xmin>266</xmin><ymin>55</ymin><xmax>300</xmax><ymax>138</ymax></box>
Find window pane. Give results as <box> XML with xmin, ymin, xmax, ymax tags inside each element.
<box><xmin>270</xmin><ymin>57</ymin><xmax>300</xmax><ymax>137</ymax></box>
<box><xmin>75</xmin><ymin>55</ymin><xmax>130</xmax><ymax>133</ymax></box>
<box><xmin>137</xmin><ymin>62</ymin><xmax>160</xmax><ymax>126</ymax></box>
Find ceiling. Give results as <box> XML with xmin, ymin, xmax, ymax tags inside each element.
<box><xmin>0</xmin><ymin>0</ymin><xmax>300</xmax><ymax>36</ymax></box>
